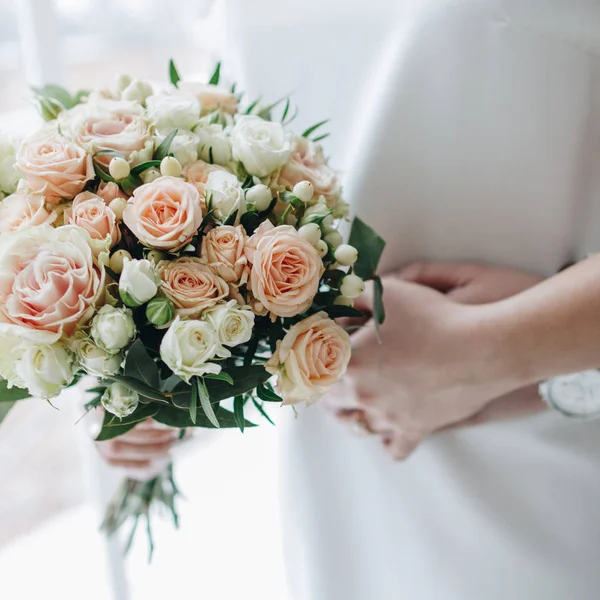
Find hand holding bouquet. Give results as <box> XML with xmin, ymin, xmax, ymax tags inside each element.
<box><xmin>0</xmin><ymin>61</ymin><xmax>385</xmax><ymax>556</ymax></box>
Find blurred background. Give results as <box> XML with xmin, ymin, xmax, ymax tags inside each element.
<box><xmin>0</xmin><ymin>0</ymin><xmax>290</xmax><ymax>598</ymax></box>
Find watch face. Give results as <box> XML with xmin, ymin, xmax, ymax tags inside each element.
<box><xmin>542</xmin><ymin>371</ymin><xmax>600</xmax><ymax>419</ymax></box>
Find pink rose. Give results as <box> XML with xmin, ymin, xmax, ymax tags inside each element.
<box><xmin>17</xmin><ymin>133</ymin><xmax>94</xmax><ymax>203</ymax></box>
<box><xmin>265</xmin><ymin>311</ymin><xmax>351</xmax><ymax>405</ymax></box>
<box><xmin>184</xmin><ymin>160</ymin><xmax>228</xmax><ymax>200</ymax></box>
<box><xmin>0</xmin><ymin>225</ymin><xmax>106</xmax><ymax>344</ymax></box>
<box><xmin>179</xmin><ymin>82</ymin><xmax>238</xmax><ymax>116</ymax></box>
<box><xmin>278</xmin><ymin>136</ymin><xmax>341</xmax><ymax>208</ymax></box>
<box><xmin>157</xmin><ymin>256</ymin><xmax>229</xmax><ymax>319</ymax></box>
<box><xmin>61</xmin><ymin>99</ymin><xmax>152</xmax><ymax>167</ymax></box>
<box><xmin>123</xmin><ymin>176</ymin><xmax>203</xmax><ymax>251</ymax></box>
<box><xmin>0</xmin><ymin>192</ymin><xmax>58</xmax><ymax>233</ymax></box>
<box><xmin>200</xmin><ymin>225</ymin><xmax>248</xmax><ymax>284</ymax></box>
<box><xmin>65</xmin><ymin>191</ymin><xmax>121</xmax><ymax>248</ymax></box>
<box><xmin>245</xmin><ymin>221</ymin><xmax>323</xmax><ymax>317</ymax></box>
<box><xmin>96</xmin><ymin>181</ymin><xmax>128</xmax><ymax>203</ymax></box>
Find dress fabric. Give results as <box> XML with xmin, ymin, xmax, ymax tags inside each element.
<box><xmin>220</xmin><ymin>1</ymin><xmax>600</xmax><ymax>598</ymax></box>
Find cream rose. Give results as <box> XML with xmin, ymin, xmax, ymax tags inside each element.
<box><xmin>17</xmin><ymin>133</ymin><xmax>93</xmax><ymax>203</ymax></box>
<box><xmin>60</xmin><ymin>99</ymin><xmax>153</xmax><ymax>167</ymax></box>
<box><xmin>159</xmin><ymin>316</ymin><xmax>221</xmax><ymax>382</ymax></box>
<box><xmin>278</xmin><ymin>136</ymin><xmax>342</xmax><ymax>208</ymax></box>
<box><xmin>157</xmin><ymin>257</ymin><xmax>228</xmax><ymax>319</ymax></box>
<box><xmin>183</xmin><ymin>160</ymin><xmax>228</xmax><ymax>200</ymax></box>
<box><xmin>245</xmin><ymin>221</ymin><xmax>323</xmax><ymax>317</ymax></box>
<box><xmin>0</xmin><ymin>192</ymin><xmax>58</xmax><ymax>233</ymax></box>
<box><xmin>154</xmin><ymin>129</ymin><xmax>199</xmax><ymax>167</ymax></box>
<box><xmin>231</xmin><ymin>115</ymin><xmax>292</xmax><ymax>177</ymax></box>
<box><xmin>146</xmin><ymin>89</ymin><xmax>201</xmax><ymax>130</ymax></box>
<box><xmin>200</xmin><ymin>225</ymin><xmax>248</xmax><ymax>283</ymax></box>
<box><xmin>203</xmin><ymin>300</ymin><xmax>254</xmax><ymax>358</ymax></box>
<box><xmin>70</xmin><ymin>334</ymin><xmax>123</xmax><ymax>377</ymax></box>
<box><xmin>204</xmin><ymin>170</ymin><xmax>246</xmax><ymax>223</ymax></box>
<box><xmin>123</xmin><ymin>176</ymin><xmax>203</xmax><ymax>251</ymax></box>
<box><xmin>265</xmin><ymin>311</ymin><xmax>351</xmax><ymax>405</ymax></box>
<box><xmin>65</xmin><ymin>191</ymin><xmax>121</xmax><ymax>249</ymax></box>
<box><xmin>179</xmin><ymin>82</ymin><xmax>238</xmax><ymax>116</ymax></box>
<box><xmin>90</xmin><ymin>305</ymin><xmax>136</xmax><ymax>354</ymax></box>
<box><xmin>0</xmin><ymin>225</ymin><xmax>106</xmax><ymax>344</ymax></box>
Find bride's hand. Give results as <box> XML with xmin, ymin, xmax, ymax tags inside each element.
<box><xmin>334</xmin><ymin>262</ymin><xmax>544</xmax><ymax>459</ymax></box>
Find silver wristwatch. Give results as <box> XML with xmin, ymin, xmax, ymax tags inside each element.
<box><xmin>538</xmin><ymin>370</ymin><xmax>600</xmax><ymax>420</ymax></box>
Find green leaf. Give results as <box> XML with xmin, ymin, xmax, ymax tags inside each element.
<box><xmin>124</xmin><ymin>339</ymin><xmax>160</xmax><ymax>390</ymax></box>
<box><xmin>31</xmin><ymin>84</ymin><xmax>74</xmax><ymax>110</ymax></box>
<box><xmin>95</xmin><ymin>404</ymin><xmax>159</xmax><ymax>441</ymax></box>
<box><xmin>245</xmin><ymin>97</ymin><xmax>262</xmax><ymax>115</ymax></box>
<box><xmin>154</xmin><ymin>129</ymin><xmax>178</xmax><ymax>161</ymax></box>
<box><xmin>323</xmin><ymin>305</ymin><xmax>366</xmax><ymax>320</ymax></box>
<box><xmin>189</xmin><ymin>378</ymin><xmax>198</xmax><ymax>424</ymax></box>
<box><xmin>105</xmin><ymin>375</ymin><xmax>167</xmax><ymax>403</ymax></box>
<box><xmin>169</xmin><ymin>59</ymin><xmax>181</xmax><ymax>87</ymax></box>
<box><xmin>93</xmin><ymin>149</ymin><xmax>126</xmax><ymax>160</ymax></box>
<box><xmin>203</xmin><ymin>372</ymin><xmax>234</xmax><ymax>385</ymax></box>
<box><xmin>93</xmin><ymin>162</ymin><xmax>117</xmax><ymax>183</ymax></box>
<box><xmin>154</xmin><ymin>404</ymin><xmax>255</xmax><ymax>429</ymax></box>
<box><xmin>281</xmin><ymin>97</ymin><xmax>290</xmax><ymax>123</ymax></box>
<box><xmin>208</xmin><ymin>62</ymin><xmax>221</xmax><ymax>85</ymax></box>
<box><xmin>198</xmin><ymin>378</ymin><xmax>219</xmax><ymax>428</ymax></box>
<box><xmin>233</xmin><ymin>395</ymin><xmax>245</xmax><ymax>432</ymax></box>
<box><xmin>251</xmin><ymin>397</ymin><xmax>275</xmax><ymax>425</ymax></box>
<box><xmin>312</xmin><ymin>133</ymin><xmax>330</xmax><ymax>143</ymax></box>
<box><xmin>160</xmin><ymin>373</ymin><xmax>183</xmax><ymax>393</ymax></box>
<box><xmin>348</xmin><ymin>217</ymin><xmax>386</xmax><ymax>280</ymax></box>
<box><xmin>0</xmin><ymin>379</ymin><xmax>31</xmax><ymax>402</ymax></box>
<box><xmin>302</xmin><ymin>119</ymin><xmax>329</xmax><ymax>138</ymax></box>
<box><xmin>373</xmin><ymin>275</ymin><xmax>386</xmax><ymax>330</ymax></box>
<box><xmin>256</xmin><ymin>384</ymin><xmax>281</xmax><ymax>403</ymax></box>
<box><xmin>131</xmin><ymin>160</ymin><xmax>162</xmax><ymax>176</ymax></box>
<box><xmin>0</xmin><ymin>401</ymin><xmax>15</xmax><ymax>425</ymax></box>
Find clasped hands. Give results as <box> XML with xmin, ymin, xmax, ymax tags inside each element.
<box><xmin>329</xmin><ymin>262</ymin><xmax>546</xmax><ymax>460</ymax></box>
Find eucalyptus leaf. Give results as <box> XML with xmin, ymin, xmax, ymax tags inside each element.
<box><xmin>93</xmin><ymin>149</ymin><xmax>126</xmax><ymax>160</ymax></box>
<box><xmin>95</xmin><ymin>404</ymin><xmax>159</xmax><ymax>441</ymax></box>
<box><xmin>189</xmin><ymin>378</ymin><xmax>198</xmax><ymax>424</ymax></box>
<box><xmin>348</xmin><ymin>217</ymin><xmax>386</xmax><ymax>280</ymax></box>
<box><xmin>233</xmin><ymin>395</ymin><xmax>245</xmax><ymax>432</ymax></box>
<box><xmin>131</xmin><ymin>160</ymin><xmax>162</xmax><ymax>176</ymax></box>
<box><xmin>154</xmin><ymin>404</ymin><xmax>255</xmax><ymax>429</ymax></box>
<box><xmin>169</xmin><ymin>59</ymin><xmax>181</xmax><ymax>87</ymax></box>
<box><xmin>93</xmin><ymin>162</ymin><xmax>117</xmax><ymax>183</ymax></box>
<box><xmin>203</xmin><ymin>372</ymin><xmax>234</xmax><ymax>385</ymax></box>
<box><xmin>208</xmin><ymin>62</ymin><xmax>221</xmax><ymax>85</ymax></box>
<box><xmin>302</xmin><ymin>119</ymin><xmax>329</xmax><ymax>138</ymax></box>
<box><xmin>256</xmin><ymin>384</ymin><xmax>281</xmax><ymax>403</ymax></box>
<box><xmin>251</xmin><ymin>397</ymin><xmax>275</xmax><ymax>425</ymax></box>
<box><xmin>105</xmin><ymin>375</ymin><xmax>167</xmax><ymax>403</ymax></box>
<box><xmin>198</xmin><ymin>378</ymin><xmax>219</xmax><ymax>428</ymax></box>
<box><xmin>0</xmin><ymin>379</ymin><xmax>30</xmax><ymax>403</ymax></box>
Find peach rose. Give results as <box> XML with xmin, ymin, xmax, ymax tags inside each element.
<box><xmin>278</xmin><ymin>136</ymin><xmax>341</xmax><ymax>208</ymax></box>
<box><xmin>96</xmin><ymin>181</ymin><xmax>128</xmax><ymax>203</ymax></box>
<box><xmin>0</xmin><ymin>225</ymin><xmax>106</xmax><ymax>344</ymax></box>
<box><xmin>265</xmin><ymin>311</ymin><xmax>351</xmax><ymax>405</ymax></box>
<box><xmin>201</xmin><ymin>225</ymin><xmax>248</xmax><ymax>284</ymax></box>
<box><xmin>245</xmin><ymin>221</ymin><xmax>323</xmax><ymax>317</ymax></box>
<box><xmin>17</xmin><ymin>133</ymin><xmax>94</xmax><ymax>203</ymax></box>
<box><xmin>157</xmin><ymin>256</ymin><xmax>229</xmax><ymax>319</ymax></box>
<box><xmin>0</xmin><ymin>192</ymin><xmax>58</xmax><ymax>233</ymax></box>
<box><xmin>184</xmin><ymin>160</ymin><xmax>228</xmax><ymax>199</ymax></box>
<box><xmin>179</xmin><ymin>82</ymin><xmax>238</xmax><ymax>116</ymax></box>
<box><xmin>65</xmin><ymin>191</ymin><xmax>121</xmax><ymax>249</ymax></box>
<box><xmin>60</xmin><ymin>99</ymin><xmax>152</xmax><ymax>167</ymax></box>
<box><xmin>123</xmin><ymin>176</ymin><xmax>203</xmax><ymax>251</ymax></box>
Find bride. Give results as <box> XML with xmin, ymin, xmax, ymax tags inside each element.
<box><xmin>99</xmin><ymin>1</ymin><xmax>600</xmax><ymax>598</ymax></box>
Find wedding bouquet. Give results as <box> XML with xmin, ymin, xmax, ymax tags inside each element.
<box><xmin>0</xmin><ymin>61</ymin><xmax>385</xmax><ymax>556</ymax></box>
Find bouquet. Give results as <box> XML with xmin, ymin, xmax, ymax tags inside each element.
<box><xmin>0</xmin><ymin>61</ymin><xmax>385</xmax><ymax>557</ymax></box>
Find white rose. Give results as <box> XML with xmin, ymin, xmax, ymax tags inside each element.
<box><xmin>195</xmin><ymin>122</ymin><xmax>232</xmax><ymax>165</ymax></box>
<box><xmin>203</xmin><ymin>300</ymin><xmax>254</xmax><ymax>358</ymax></box>
<box><xmin>101</xmin><ymin>382</ymin><xmax>139</xmax><ymax>419</ymax></box>
<box><xmin>160</xmin><ymin>317</ymin><xmax>221</xmax><ymax>383</ymax></box>
<box><xmin>0</xmin><ymin>132</ymin><xmax>21</xmax><ymax>195</ymax></box>
<box><xmin>154</xmin><ymin>129</ymin><xmax>199</xmax><ymax>167</ymax></box>
<box><xmin>120</xmin><ymin>79</ymin><xmax>153</xmax><ymax>105</ymax></box>
<box><xmin>71</xmin><ymin>334</ymin><xmax>123</xmax><ymax>377</ymax></box>
<box><xmin>146</xmin><ymin>88</ymin><xmax>201</xmax><ymax>130</ymax></box>
<box><xmin>119</xmin><ymin>258</ymin><xmax>160</xmax><ymax>307</ymax></box>
<box><xmin>231</xmin><ymin>115</ymin><xmax>292</xmax><ymax>177</ymax></box>
<box><xmin>91</xmin><ymin>305</ymin><xmax>136</xmax><ymax>354</ymax></box>
<box><xmin>204</xmin><ymin>170</ymin><xmax>246</xmax><ymax>222</ymax></box>
<box><xmin>15</xmin><ymin>342</ymin><xmax>76</xmax><ymax>399</ymax></box>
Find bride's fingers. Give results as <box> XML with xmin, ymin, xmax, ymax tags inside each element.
<box><xmin>383</xmin><ymin>430</ymin><xmax>422</xmax><ymax>461</ymax></box>
<box><xmin>117</xmin><ymin>427</ymin><xmax>178</xmax><ymax>445</ymax></box>
<box><xmin>98</xmin><ymin>438</ymin><xmax>175</xmax><ymax>461</ymax></box>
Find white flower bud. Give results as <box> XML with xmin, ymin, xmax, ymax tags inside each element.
<box><xmin>293</xmin><ymin>181</ymin><xmax>314</xmax><ymax>204</ymax></box>
<box><xmin>141</xmin><ymin>167</ymin><xmax>162</xmax><ymax>184</ymax></box>
<box><xmin>334</xmin><ymin>244</ymin><xmax>358</xmax><ymax>266</ymax></box>
<box><xmin>91</xmin><ymin>305</ymin><xmax>136</xmax><ymax>354</ymax></box>
<box><xmin>111</xmin><ymin>74</ymin><xmax>132</xmax><ymax>96</ymax></box>
<box><xmin>108</xmin><ymin>157</ymin><xmax>131</xmax><ymax>180</ymax></box>
<box><xmin>298</xmin><ymin>223</ymin><xmax>322</xmax><ymax>246</ymax></box>
<box><xmin>340</xmin><ymin>274</ymin><xmax>365</xmax><ymax>299</ymax></box>
<box><xmin>119</xmin><ymin>258</ymin><xmax>160</xmax><ymax>306</ymax></box>
<box><xmin>146</xmin><ymin>250</ymin><xmax>168</xmax><ymax>265</ymax></box>
<box><xmin>245</xmin><ymin>184</ymin><xmax>272</xmax><ymax>212</ymax></box>
<box><xmin>121</xmin><ymin>79</ymin><xmax>153</xmax><ymax>105</ymax></box>
<box><xmin>315</xmin><ymin>239</ymin><xmax>329</xmax><ymax>258</ymax></box>
<box><xmin>101</xmin><ymin>382</ymin><xmax>139</xmax><ymax>419</ymax></box>
<box><xmin>324</xmin><ymin>230</ymin><xmax>343</xmax><ymax>248</ymax></box>
<box><xmin>333</xmin><ymin>295</ymin><xmax>354</xmax><ymax>307</ymax></box>
<box><xmin>108</xmin><ymin>197</ymin><xmax>128</xmax><ymax>221</ymax></box>
<box><xmin>160</xmin><ymin>156</ymin><xmax>183</xmax><ymax>178</ymax></box>
<box><xmin>109</xmin><ymin>249</ymin><xmax>132</xmax><ymax>275</ymax></box>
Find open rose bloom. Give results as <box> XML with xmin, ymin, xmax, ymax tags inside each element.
<box><xmin>0</xmin><ymin>61</ymin><xmax>385</xmax><ymax>553</ymax></box>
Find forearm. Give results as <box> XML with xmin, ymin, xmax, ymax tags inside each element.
<box><xmin>478</xmin><ymin>254</ymin><xmax>600</xmax><ymax>388</ymax></box>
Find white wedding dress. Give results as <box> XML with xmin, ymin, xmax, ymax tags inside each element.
<box><xmin>217</xmin><ymin>1</ymin><xmax>600</xmax><ymax>598</ymax></box>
